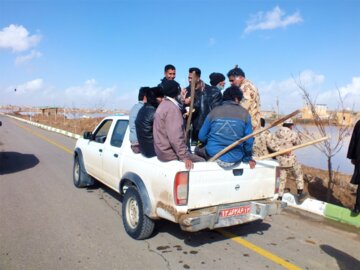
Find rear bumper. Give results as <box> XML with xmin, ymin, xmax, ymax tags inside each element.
<box><xmin>179</xmin><ymin>200</ymin><xmax>286</xmax><ymax>232</ymax></box>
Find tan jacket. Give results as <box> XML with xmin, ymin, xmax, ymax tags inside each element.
<box><xmin>240</xmin><ymin>79</ymin><xmax>261</xmax><ymax>131</ymax></box>
<box><xmin>153</xmin><ymin>98</ymin><xmax>190</xmax><ymax>162</ymax></box>
<box><xmin>270</xmin><ymin>126</ymin><xmax>301</xmax><ymax>167</ymax></box>
<box><xmin>253</xmin><ymin>130</ymin><xmax>274</xmax><ymax>157</ymax></box>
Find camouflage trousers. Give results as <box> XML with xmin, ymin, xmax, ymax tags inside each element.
<box><xmin>252</xmin><ymin>137</ymin><xmax>262</xmax><ymax>157</ymax></box>
<box><xmin>278</xmin><ymin>161</ymin><xmax>304</xmax><ymax>196</ymax></box>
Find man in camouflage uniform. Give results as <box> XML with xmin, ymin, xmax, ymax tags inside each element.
<box><xmin>253</xmin><ymin>118</ymin><xmax>274</xmax><ymax>157</ymax></box>
<box><xmin>227</xmin><ymin>66</ymin><xmax>261</xmax><ymax>131</ymax></box>
<box><xmin>268</xmin><ymin>119</ymin><xmax>307</xmax><ymax>201</ymax></box>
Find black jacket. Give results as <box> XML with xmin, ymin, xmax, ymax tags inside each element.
<box><xmin>158</xmin><ymin>77</ymin><xmax>169</xmax><ymax>89</ymax></box>
<box><xmin>135</xmin><ymin>104</ymin><xmax>157</xmax><ymax>158</ymax></box>
<box><xmin>186</xmin><ymin>82</ymin><xmax>222</xmax><ymax>142</ymax></box>
<box><xmin>348</xmin><ymin>120</ymin><xmax>360</xmax><ymax>184</ymax></box>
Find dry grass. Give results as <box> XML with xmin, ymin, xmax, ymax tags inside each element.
<box><xmin>17</xmin><ymin>113</ymin><xmax>103</xmax><ymax>135</ymax></box>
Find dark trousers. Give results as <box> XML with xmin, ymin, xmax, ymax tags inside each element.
<box><xmin>351</xmin><ymin>163</ymin><xmax>360</xmax><ymax>210</ymax></box>
<box><xmin>356</xmin><ymin>185</ymin><xmax>360</xmax><ymax>210</ymax></box>
<box><xmin>195</xmin><ymin>146</ymin><xmax>210</xmax><ymax>161</ymax></box>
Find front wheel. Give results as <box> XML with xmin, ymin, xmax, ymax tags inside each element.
<box><xmin>73</xmin><ymin>155</ymin><xmax>93</xmax><ymax>188</ymax></box>
<box><xmin>122</xmin><ymin>186</ymin><xmax>155</xmax><ymax>240</ymax></box>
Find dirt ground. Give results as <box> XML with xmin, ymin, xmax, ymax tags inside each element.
<box><xmin>286</xmin><ymin>166</ymin><xmax>355</xmax><ymax>209</ymax></box>
<box><xmin>13</xmin><ymin>113</ymin><xmax>357</xmax><ymax>209</ymax></box>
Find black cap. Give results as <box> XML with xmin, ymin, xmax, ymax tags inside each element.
<box><xmin>209</xmin><ymin>72</ymin><xmax>225</xmax><ymax>86</ymax></box>
<box><xmin>152</xmin><ymin>86</ymin><xmax>164</xmax><ymax>98</ymax></box>
<box><xmin>162</xmin><ymin>80</ymin><xmax>181</xmax><ymax>98</ymax></box>
<box><xmin>146</xmin><ymin>87</ymin><xmax>164</xmax><ymax>107</ymax></box>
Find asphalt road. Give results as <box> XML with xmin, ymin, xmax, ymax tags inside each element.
<box><xmin>1</xmin><ymin>115</ymin><xmax>359</xmax><ymax>270</ymax></box>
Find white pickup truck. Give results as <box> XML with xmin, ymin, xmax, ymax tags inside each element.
<box><xmin>73</xmin><ymin>115</ymin><xmax>284</xmax><ymax>240</ymax></box>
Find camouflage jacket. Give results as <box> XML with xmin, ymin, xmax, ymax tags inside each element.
<box><xmin>253</xmin><ymin>130</ymin><xmax>274</xmax><ymax>157</ymax></box>
<box><xmin>270</xmin><ymin>126</ymin><xmax>301</xmax><ymax>167</ymax></box>
<box><xmin>240</xmin><ymin>79</ymin><xmax>261</xmax><ymax>131</ymax></box>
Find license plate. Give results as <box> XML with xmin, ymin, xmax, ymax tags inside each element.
<box><xmin>219</xmin><ymin>205</ymin><xmax>251</xmax><ymax>218</ymax></box>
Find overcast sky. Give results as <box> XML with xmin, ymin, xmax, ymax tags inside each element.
<box><xmin>0</xmin><ymin>0</ymin><xmax>359</xmax><ymax>113</ymax></box>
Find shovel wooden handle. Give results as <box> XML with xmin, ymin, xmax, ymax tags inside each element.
<box><xmin>254</xmin><ymin>136</ymin><xmax>329</xmax><ymax>160</ymax></box>
<box><xmin>208</xmin><ymin>110</ymin><xmax>300</xmax><ymax>162</ymax></box>
<box><xmin>185</xmin><ymin>71</ymin><xmax>197</xmax><ymax>142</ymax></box>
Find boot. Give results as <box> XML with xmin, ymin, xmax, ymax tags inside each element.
<box><xmin>351</xmin><ymin>205</ymin><xmax>360</xmax><ymax>216</ymax></box>
<box><xmin>297</xmin><ymin>189</ymin><xmax>308</xmax><ymax>203</ymax></box>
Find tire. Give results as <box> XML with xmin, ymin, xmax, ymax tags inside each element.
<box><xmin>122</xmin><ymin>186</ymin><xmax>155</xmax><ymax>240</ymax></box>
<box><xmin>73</xmin><ymin>156</ymin><xmax>87</xmax><ymax>188</ymax></box>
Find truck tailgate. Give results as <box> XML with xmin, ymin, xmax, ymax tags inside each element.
<box><xmin>187</xmin><ymin>165</ymin><xmax>276</xmax><ymax>210</ymax></box>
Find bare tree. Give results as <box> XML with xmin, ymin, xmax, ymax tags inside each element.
<box><xmin>294</xmin><ymin>77</ymin><xmax>352</xmax><ymax>202</ymax></box>
<box><xmin>69</xmin><ymin>102</ymin><xmax>79</xmax><ymax>134</ymax></box>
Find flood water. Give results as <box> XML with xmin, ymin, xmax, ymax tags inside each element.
<box><xmin>291</xmin><ymin>125</ymin><xmax>354</xmax><ymax>175</ymax></box>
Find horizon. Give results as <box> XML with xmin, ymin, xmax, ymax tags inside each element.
<box><xmin>2</xmin><ymin>104</ymin><xmax>359</xmax><ymax>116</ymax></box>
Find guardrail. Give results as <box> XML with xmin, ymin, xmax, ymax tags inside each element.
<box><xmin>282</xmin><ymin>193</ymin><xmax>360</xmax><ymax>228</ymax></box>
<box><xmin>1</xmin><ymin>113</ymin><xmax>81</xmax><ymax>139</ymax></box>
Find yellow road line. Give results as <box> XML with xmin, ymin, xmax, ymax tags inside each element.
<box><xmin>218</xmin><ymin>229</ymin><xmax>302</xmax><ymax>270</ymax></box>
<box><xmin>13</xmin><ymin>121</ymin><xmax>73</xmax><ymax>155</ymax></box>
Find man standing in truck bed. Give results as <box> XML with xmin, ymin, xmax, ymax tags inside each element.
<box><xmin>158</xmin><ymin>64</ymin><xmax>176</xmax><ymax>89</ymax></box>
<box><xmin>227</xmin><ymin>65</ymin><xmax>261</xmax><ymax>132</ymax></box>
<box><xmin>184</xmin><ymin>67</ymin><xmax>222</xmax><ymax>144</ymax></box>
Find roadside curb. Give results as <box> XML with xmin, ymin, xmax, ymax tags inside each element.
<box><xmin>1</xmin><ymin>113</ymin><xmax>81</xmax><ymax>140</ymax></box>
<box><xmin>282</xmin><ymin>193</ymin><xmax>360</xmax><ymax>228</ymax></box>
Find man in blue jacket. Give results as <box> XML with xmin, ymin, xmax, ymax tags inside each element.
<box><xmin>196</xmin><ymin>86</ymin><xmax>256</xmax><ymax>169</ymax></box>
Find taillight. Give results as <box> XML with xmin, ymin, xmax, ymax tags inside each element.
<box><xmin>275</xmin><ymin>167</ymin><xmax>280</xmax><ymax>194</ymax></box>
<box><xmin>174</xmin><ymin>171</ymin><xmax>189</xmax><ymax>205</ymax></box>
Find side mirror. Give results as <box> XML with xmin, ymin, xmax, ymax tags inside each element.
<box><xmin>0</xmin><ymin>121</ymin><xmax>2</xmax><ymax>126</ymax></box>
<box><xmin>83</xmin><ymin>131</ymin><xmax>93</xmax><ymax>140</ymax></box>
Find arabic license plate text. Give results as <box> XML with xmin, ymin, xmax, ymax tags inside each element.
<box><xmin>219</xmin><ymin>205</ymin><xmax>251</xmax><ymax>218</ymax></box>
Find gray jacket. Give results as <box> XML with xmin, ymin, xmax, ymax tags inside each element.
<box><xmin>129</xmin><ymin>101</ymin><xmax>144</xmax><ymax>144</ymax></box>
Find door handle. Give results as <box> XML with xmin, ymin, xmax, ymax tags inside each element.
<box><xmin>114</xmin><ymin>154</ymin><xmax>119</xmax><ymax>158</ymax></box>
<box><xmin>99</xmin><ymin>149</ymin><xmax>103</xmax><ymax>153</ymax></box>
<box><xmin>233</xmin><ymin>169</ymin><xmax>243</xmax><ymax>176</ymax></box>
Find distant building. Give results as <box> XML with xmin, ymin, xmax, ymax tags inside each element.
<box><xmin>261</xmin><ymin>110</ymin><xmax>277</xmax><ymax>120</ymax></box>
<box><xmin>40</xmin><ymin>107</ymin><xmax>60</xmax><ymax>117</ymax></box>
<box><xmin>335</xmin><ymin>110</ymin><xmax>354</xmax><ymax>126</ymax></box>
<box><xmin>301</xmin><ymin>104</ymin><xmax>329</xmax><ymax>120</ymax></box>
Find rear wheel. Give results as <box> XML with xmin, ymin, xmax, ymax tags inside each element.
<box><xmin>122</xmin><ymin>186</ymin><xmax>155</xmax><ymax>240</ymax></box>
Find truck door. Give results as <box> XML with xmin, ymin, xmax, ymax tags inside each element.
<box><xmin>102</xmin><ymin>120</ymin><xmax>128</xmax><ymax>190</ymax></box>
<box><xmin>84</xmin><ymin>119</ymin><xmax>113</xmax><ymax>180</ymax></box>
